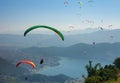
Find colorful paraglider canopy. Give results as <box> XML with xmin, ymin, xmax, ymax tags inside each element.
<box><xmin>16</xmin><ymin>60</ymin><xmax>36</xmax><ymax>68</ymax></box>
<box><xmin>24</xmin><ymin>25</ymin><xmax>64</xmax><ymax>41</ymax></box>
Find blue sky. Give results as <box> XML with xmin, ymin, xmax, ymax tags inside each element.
<box><xmin>0</xmin><ymin>0</ymin><xmax>120</xmax><ymax>34</ymax></box>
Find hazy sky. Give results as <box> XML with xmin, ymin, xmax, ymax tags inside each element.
<box><xmin>0</xmin><ymin>0</ymin><xmax>120</xmax><ymax>34</ymax></box>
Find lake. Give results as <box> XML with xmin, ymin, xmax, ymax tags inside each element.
<box><xmin>39</xmin><ymin>56</ymin><xmax>114</xmax><ymax>79</ymax></box>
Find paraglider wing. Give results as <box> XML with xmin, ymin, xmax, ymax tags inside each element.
<box><xmin>24</xmin><ymin>25</ymin><xmax>64</xmax><ymax>41</ymax></box>
<box><xmin>16</xmin><ymin>60</ymin><xmax>36</xmax><ymax>68</ymax></box>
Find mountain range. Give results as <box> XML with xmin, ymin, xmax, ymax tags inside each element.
<box><xmin>0</xmin><ymin>29</ymin><xmax>120</xmax><ymax>82</ymax></box>
<box><xmin>22</xmin><ymin>42</ymin><xmax>120</xmax><ymax>62</ymax></box>
<box><xmin>0</xmin><ymin>29</ymin><xmax>120</xmax><ymax>47</ymax></box>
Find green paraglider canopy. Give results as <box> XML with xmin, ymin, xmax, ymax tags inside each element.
<box><xmin>24</xmin><ymin>25</ymin><xmax>64</xmax><ymax>41</ymax></box>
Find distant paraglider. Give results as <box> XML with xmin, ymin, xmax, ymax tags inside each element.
<box><xmin>68</xmin><ymin>25</ymin><xmax>75</xmax><ymax>30</ymax></box>
<box><xmin>78</xmin><ymin>1</ymin><xmax>84</xmax><ymax>8</ymax></box>
<box><xmin>25</xmin><ymin>77</ymin><xmax>28</xmax><ymax>80</ymax></box>
<box><xmin>24</xmin><ymin>25</ymin><xmax>64</xmax><ymax>41</ymax></box>
<box><xmin>92</xmin><ymin>42</ymin><xmax>96</xmax><ymax>45</ymax></box>
<box><xmin>64</xmin><ymin>1</ymin><xmax>69</xmax><ymax>7</ymax></box>
<box><xmin>110</xmin><ymin>35</ymin><xmax>114</xmax><ymax>39</ymax></box>
<box><xmin>108</xmin><ymin>25</ymin><xmax>113</xmax><ymax>28</ymax></box>
<box><xmin>16</xmin><ymin>60</ymin><xmax>36</xmax><ymax>68</ymax></box>
<box><xmin>82</xmin><ymin>20</ymin><xmax>94</xmax><ymax>24</ymax></box>
<box><xmin>40</xmin><ymin>59</ymin><xmax>44</xmax><ymax>64</ymax></box>
<box><xmin>98</xmin><ymin>27</ymin><xmax>103</xmax><ymax>31</ymax></box>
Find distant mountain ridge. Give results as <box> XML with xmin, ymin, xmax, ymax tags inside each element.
<box><xmin>22</xmin><ymin>42</ymin><xmax>120</xmax><ymax>62</ymax></box>
<box><xmin>0</xmin><ymin>29</ymin><xmax>120</xmax><ymax>47</ymax></box>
